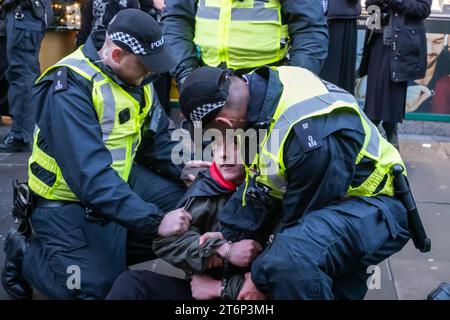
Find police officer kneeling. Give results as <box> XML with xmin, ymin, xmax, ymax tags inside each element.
<box><xmin>179</xmin><ymin>66</ymin><xmax>428</xmax><ymax>299</ymax></box>
<box><xmin>1</xmin><ymin>9</ymin><xmax>194</xmax><ymax>300</ymax></box>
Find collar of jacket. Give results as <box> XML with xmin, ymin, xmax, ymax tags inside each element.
<box><xmin>209</xmin><ymin>161</ymin><xmax>238</xmax><ymax>191</ymax></box>
<box><xmin>180</xmin><ymin>169</ymin><xmax>235</xmax><ymax>201</ymax></box>
<box><xmin>81</xmin><ymin>31</ymin><xmax>160</xmax><ymax>89</ymax></box>
<box><xmin>245</xmin><ymin>66</ymin><xmax>283</xmax><ymax>129</ymax></box>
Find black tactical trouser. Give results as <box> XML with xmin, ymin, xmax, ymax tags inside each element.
<box><xmin>106</xmin><ymin>270</ymin><xmax>192</xmax><ymax>300</ymax></box>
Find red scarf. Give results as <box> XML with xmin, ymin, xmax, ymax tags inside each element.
<box><xmin>210</xmin><ymin>161</ymin><xmax>238</xmax><ymax>191</ymax></box>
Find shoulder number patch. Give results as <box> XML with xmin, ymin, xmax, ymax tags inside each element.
<box><xmin>53</xmin><ymin>67</ymin><xmax>68</xmax><ymax>93</ymax></box>
<box><xmin>293</xmin><ymin>118</ymin><xmax>323</xmax><ymax>152</ymax></box>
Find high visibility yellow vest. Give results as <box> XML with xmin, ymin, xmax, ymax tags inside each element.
<box><xmin>194</xmin><ymin>0</ymin><xmax>289</xmax><ymax>70</ymax></box>
<box><xmin>28</xmin><ymin>48</ymin><xmax>153</xmax><ymax>201</ymax></box>
<box><xmin>246</xmin><ymin>66</ymin><xmax>406</xmax><ymax>200</ymax></box>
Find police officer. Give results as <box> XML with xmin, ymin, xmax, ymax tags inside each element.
<box><xmin>178</xmin><ymin>66</ymin><xmax>413</xmax><ymax>299</ymax></box>
<box><xmin>162</xmin><ymin>0</ymin><xmax>328</xmax><ymax>91</ymax></box>
<box><xmin>0</xmin><ymin>0</ymin><xmax>51</xmax><ymax>152</ymax></box>
<box><xmin>320</xmin><ymin>0</ymin><xmax>361</xmax><ymax>94</ymax></box>
<box><xmin>1</xmin><ymin>9</ymin><xmax>207</xmax><ymax>300</ymax></box>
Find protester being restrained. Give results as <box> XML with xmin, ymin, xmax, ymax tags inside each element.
<box><xmin>107</xmin><ymin>135</ymin><xmax>281</xmax><ymax>300</ymax></box>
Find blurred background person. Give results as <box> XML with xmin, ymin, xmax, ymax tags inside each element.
<box><xmin>320</xmin><ymin>0</ymin><xmax>361</xmax><ymax>93</ymax></box>
<box><xmin>76</xmin><ymin>0</ymin><xmax>141</xmax><ymax>47</ymax></box>
<box><xmin>359</xmin><ymin>0</ymin><xmax>431</xmax><ymax>150</ymax></box>
<box><xmin>0</xmin><ymin>10</ymin><xmax>8</xmax><ymax>122</ymax></box>
<box><xmin>0</xmin><ymin>0</ymin><xmax>52</xmax><ymax>152</ymax></box>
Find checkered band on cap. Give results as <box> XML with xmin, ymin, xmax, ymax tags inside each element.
<box><xmin>190</xmin><ymin>101</ymin><xmax>226</xmax><ymax>122</ymax></box>
<box><xmin>109</xmin><ymin>32</ymin><xmax>146</xmax><ymax>54</ymax></box>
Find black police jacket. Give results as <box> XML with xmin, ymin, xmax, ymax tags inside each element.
<box><xmin>327</xmin><ymin>0</ymin><xmax>362</xmax><ymax>20</ymax></box>
<box><xmin>359</xmin><ymin>0</ymin><xmax>432</xmax><ymax>82</ymax></box>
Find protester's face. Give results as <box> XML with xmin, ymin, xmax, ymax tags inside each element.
<box><xmin>115</xmin><ymin>50</ymin><xmax>151</xmax><ymax>86</ymax></box>
<box><xmin>213</xmin><ymin>137</ymin><xmax>245</xmax><ymax>184</ymax></box>
<box><xmin>427</xmin><ymin>34</ymin><xmax>446</xmax><ymax>68</ymax></box>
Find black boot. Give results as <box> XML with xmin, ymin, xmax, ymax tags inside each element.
<box><xmin>1</xmin><ymin>226</ymin><xmax>32</xmax><ymax>299</ymax></box>
<box><xmin>0</xmin><ymin>135</ymin><xmax>32</xmax><ymax>153</ymax></box>
<box><xmin>383</xmin><ymin>122</ymin><xmax>400</xmax><ymax>150</ymax></box>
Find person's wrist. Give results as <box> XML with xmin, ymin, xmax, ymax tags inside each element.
<box><xmin>214</xmin><ymin>280</ymin><xmax>222</xmax><ymax>298</ymax></box>
<box><xmin>154</xmin><ymin>212</ymin><xmax>165</xmax><ymax>236</ymax></box>
<box><xmin>215</xmin><ymin>242</ymin><xmax>229</xmax><ymax>258</ymax></box>
<box><xmin>220</xmin><ymin>241</ymin><xmax>232</xmax><ymax>300</ymax></box>
<box><xmin>224</xmin><ymin>241</ymin><xmax>232</xmax><ymax>262</ymax></box>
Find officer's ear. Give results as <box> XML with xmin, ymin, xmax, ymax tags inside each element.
<box><xmin>214</xmin><ymin>117</ymin><xmax>234</xmax><ymax>129</ymax></box>
<box><xmin>110</xmin><ymin>47</ymin><xmax>124</xmax><ymax>64</ymax></box>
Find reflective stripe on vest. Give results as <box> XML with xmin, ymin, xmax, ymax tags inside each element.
<box><xmin>264</xmin><ymin>92</ymin><xmax>380</xmax><ymax>159</ymax></box>
<box><xmin>52</xmin><ymin>58</ymin><xmax>105</xmax><ymax>81</ymax></box>
<box><xmin>29</xmin><ymin>48</ymin><xmax>153</xmax><ymax>201</ymax></box>
<box><xmin>248</xmin><ymin>67</ymin><xmax>405</xmax><ymax>201</ymax></box>
<box><xmin>99</xmin><ymin>82</ymin><xmax>116</xmax><ymax>142</ymax></box>
<box><xmin>197</xmin><ymin>0</ymin><xmax>279</xmax><ymax>21</ymax></box>
<box><xmin>194</xmin><ymin>0</ymin><xmax>288</xmax><ymax>70</ymax></box>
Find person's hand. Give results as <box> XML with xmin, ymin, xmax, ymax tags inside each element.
<box><xmin>354</xmin><ymin>76</ymin><xmax>367</xmax><ymax>102</ymax></box>
<box><xmin>199</xmin><ymin>232</ymin><xmax>224</xmax><ymax>246</ymax></box>
<box><xmin>237</xmin><ymin>272</ymin><xmax>267</xmax><ymax>300</ymax></box>
<box><xmin>406</xmin><ymin>85</ymin><xmax>432</xmax><ymax>112</ymax></box>
<box><xmin>181</xmin><ymin>160</ymin><xmax>212</xmax><ymax>186</ymax></box>
<box><xmin>157</xmin><ymin>208</ymin><xmax>192</xmax><ymax>237</ymax></box>
<box><xmin>199</xmin><ymin>232</ymin><xmax>226</xmax><ymax>268</ymax></box>
<box><xmin>190</xmin><ymin>275</ymin><xmax>221</xmax><ymax>300</ymax></box>
<box><xmin>153</xmin><ymin>0</ymin><xmax>166</xmax><ymax>11</ymax></box>
<box><xmin>216</xmin><ymin>239</ymin><xmax>263</xmax><ymax>268</ymax></box>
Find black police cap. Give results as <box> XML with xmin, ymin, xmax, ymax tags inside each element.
<box><xmin>107</xmin><ymin>8</ymin><xmax>175</xmax><ymax>73</ymax></box>
<box><xmin>179</xmin><ymin>67</ymin><xmax>233</xmax><ymax>128</ymax></box>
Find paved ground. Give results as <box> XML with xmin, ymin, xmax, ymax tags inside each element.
<box><xmin>0</xmin><ymin>123</ymin><xmax>449</xmax><ymax>300</ymax></box>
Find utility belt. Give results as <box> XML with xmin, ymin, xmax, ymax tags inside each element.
<box><xmin>208</xmin><ymin>57</ymin><xmax>288</xmax><ymax>77</ymax></box>
<box><xmin>34</xmin><ymin>196</ymin><xmax>77</xmax><ymax>208</ymax></box>
<box><xmin>11</xmin><ymin>181</ymin><xmax>109</xmax><ymax>239</ymax></box>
